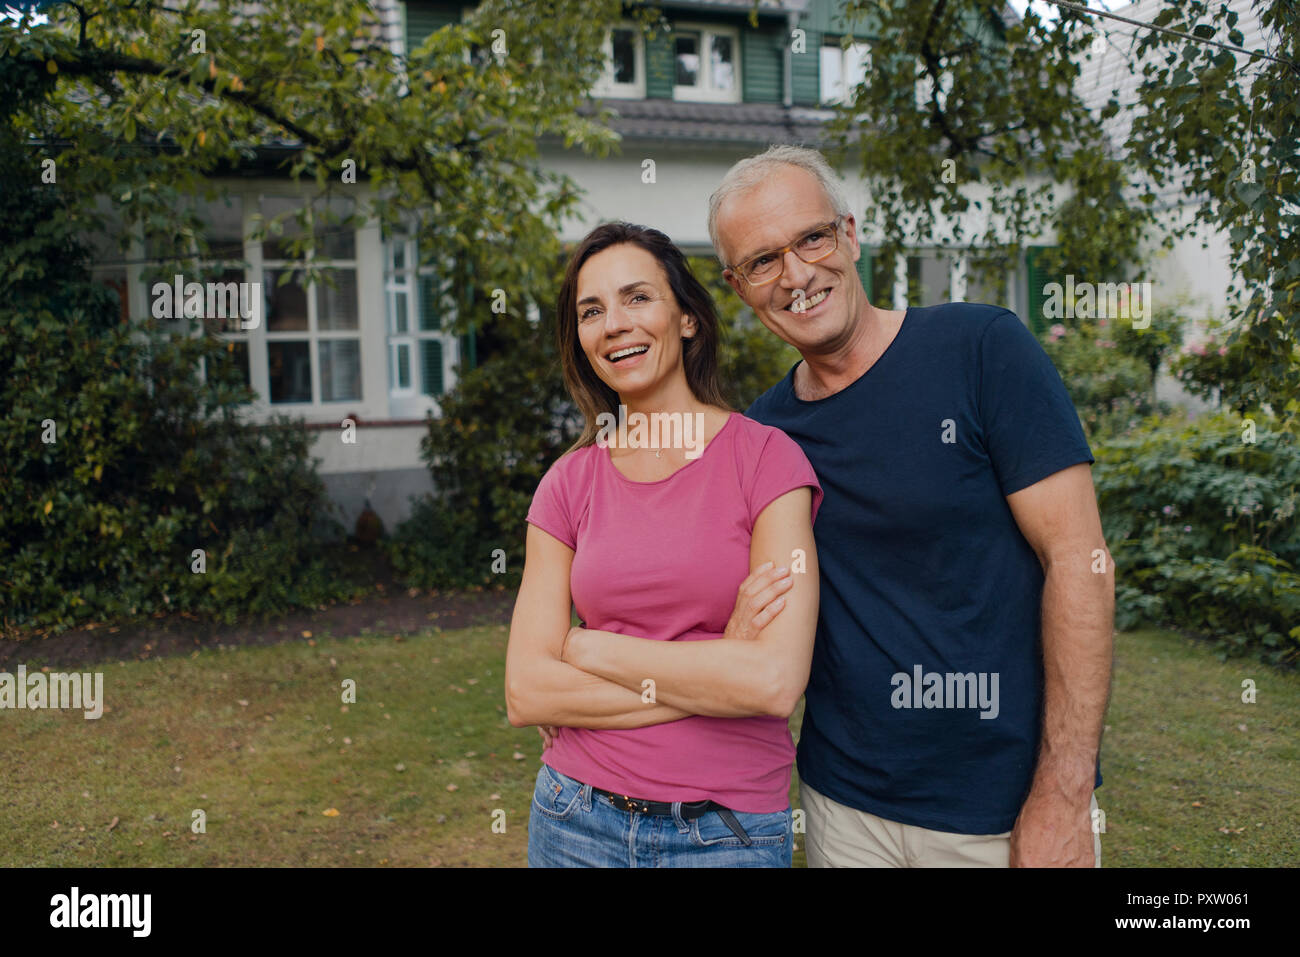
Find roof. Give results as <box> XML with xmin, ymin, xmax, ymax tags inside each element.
<box><xmin>590</xmin><ymin>97</ymin><xmax>833</xmax><ymax>146</ymax></box>
<box><xmin>654</xmin><ymin>0</ymin><xmax>806</xmax><ymax>15</ymax></box>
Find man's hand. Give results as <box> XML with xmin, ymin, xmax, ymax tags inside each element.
<box><xmin>537</xmin><ymin>725</ymin><xmax>558</xmax><ymax>749</ymax></box>
<box><xmin>1010</xmin><ymin>784</ymin><xmax>1096</xmax><ymax>867</ymax></box>
<box><xmin>724</xmin><ymin>561</ymin><xmax>793</xmax><ymax>641</ymax></box>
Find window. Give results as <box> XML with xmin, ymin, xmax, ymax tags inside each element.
<box><xmin>141</xmin><ymin>196</ymin><xmax>253</xmax><ymax>390</ymax></box>
<box><xmin>672</xmin><ymin>25</ymin><xmax>740</xmax><ymax>103</ymax></box>
<box><xmin>383</xmin><ymin>235</ymin><xmax>457</xmax><ymax>405</ymax></box>
<box><xmin>260</xmin><ymin>195</ymin><xmax>362</xmax><ymax>405</ymax></box>
<box><xmin>907</xmin><ymin>250</ymin><xmax>953</xmax><ymax>306</ymax></box>
<box><xmin>820</xmin><ymin>39</ymin><xmax>870</xmax><ymax>106</ymax></box>
<box><xmin>592</xmin><ymin>24</ymin><xmax>645</xmax><ymax>98</ymax></box>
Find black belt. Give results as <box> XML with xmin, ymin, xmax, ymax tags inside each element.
<box><xmin>589</xmin><ymin>786</ymin><xmax>753</xmax><ymax>846</ymax></box>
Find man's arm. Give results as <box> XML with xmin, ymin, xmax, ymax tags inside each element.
<box><xmin>1005</xmin><ymin>462</ymin><xmax>1114</xmax><ymax>867</ymax></box>
<box><xmin>563</xmin><ymin>488</ymin><xmax>819</xmax><ymax>719</ymax></box>
<box><xmin>504</xmin><ymin>523</ymin><xmax>691</xmax><ymax>729</ymax></box>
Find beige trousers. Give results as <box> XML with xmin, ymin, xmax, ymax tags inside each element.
<box><xmin>802</xmin><ymin>780</ymin><xmax>1102</xmax><ymax>867</ymax></box>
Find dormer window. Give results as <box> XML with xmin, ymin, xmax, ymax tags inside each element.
<box><xmin>592</xmin><ymin>24</ymin><xmax>646</xmax><ymax>99</ymax></box>
<box><xmin>672</xmin><ymin>24</ymin><xmax>740</xmax><ymax>103</ymax></box>
<box><xmin>821</xmin><ymin>39</ymin><xmax>870</xmax><ymax>106</ymax></box>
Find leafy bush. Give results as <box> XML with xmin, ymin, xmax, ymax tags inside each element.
<box><xmin>1040</xmin><ymin>319</ymin><xmax>1164</xmax><ymax>442</ymax></box>
<box><xmin>0</xmin><ymin>147</ymin><xmax>353</xmax><ymax>633</ymax></box>
<box><xmin>385</xmin><ymin>306</ymin><xmax>577</xmax><ymax>590</ymax></box>
<box><xmin>1116</xmin><ymin>548</ymin><xmax>1300</xmax><ymax>664</ymax></box>
<box><xmin>1108</xmin><ymin>301</ymin><xmax>1185</xmax><ymax>383</ymax></box>
<box><xmin>1095</xmin><ymin>412</ymin><xmax>1300</xmax><ymax>665</ymax></box>
<box><xmin>1170</xmin><ymin>317</ymin><xmax>1263</xmax><ymax>417</ymax></box>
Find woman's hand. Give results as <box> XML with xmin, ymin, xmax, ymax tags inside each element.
<box><xmin>560</xmin><ymin>624</ymin><xmax>585</xmax><ymax>663</ymax></box>
<box><xmin>724</xmin><ymin>561</ymin><xmax>793</xmax><ymax>641</ymax></box>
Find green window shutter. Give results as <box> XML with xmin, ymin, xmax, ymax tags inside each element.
<box><xmin>791</xmin><ymin>28</ymin><xmax>821</xmax><ymax>105</ymax></box>
<box><xmin>458</xmin><ymin>326</ymin><xmax>477</xmax><ymax>372</ymax></box>
<box><xmin>405</xmin><ymin>1</ymin><xmax>460</xmax><ymax>54</ymax></box>
<box><xmin>1025</xmin><ymin>245</ymin><xmax>1064</xmax><ymax>335</ymax></box>
<box><xmin>855</xmin><ymin>247</ymin><xmax>873</xmax><ymax>301</ymax></box>
<box><xmin>741</xmin><ymin>30</ymin><xmax>783</xmax><ymax>104</ymax></box>
<box><xmin>417</xmin><ymin>273</ymin><xmax>442</xmax><ymax>331</ymax></box>
<box><xmin>420</xmin><ymin>339</ymin><xmax>444</xmax><ymax>396</ymax></box>
<box><xmin>645</xmin><ymin>30</ymin><xmax>674</xmax><ymax>99</ymax></box>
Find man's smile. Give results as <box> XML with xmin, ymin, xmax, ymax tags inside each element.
<box><xmin>787</xmin><ymin>287</ymin><xmax>831</xmax><ymax>316</ymax></box>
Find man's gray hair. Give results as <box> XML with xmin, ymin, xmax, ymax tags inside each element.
<box><xmin>707</xmin><ymin>145</ymin><xmax>852</xmax><ymax>265</ymax></box>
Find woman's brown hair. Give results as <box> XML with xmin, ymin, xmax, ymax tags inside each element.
<box><xmin>555</xmin><ymin>222</ymin><xmax>731</xmax><ymax>455</ymax></box>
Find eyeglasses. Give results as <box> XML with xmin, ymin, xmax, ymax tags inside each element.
<box><xmin>729</xmin><ymin>217</ymin><xmax>845</xmax><ymax>286</ymax></box>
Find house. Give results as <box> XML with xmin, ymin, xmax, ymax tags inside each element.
<box><xmin>85</xmin><ymin>0</ymin><xmax>1241</xmax><ymax>530</ymax></box>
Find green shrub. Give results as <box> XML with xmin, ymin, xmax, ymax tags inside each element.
<box><xmin>0</xmin><ymin>151</ymin><xmax>354</xmax><ymax>633</ymax></box>
<box><xmin>1040</xmin><ymin>319</ymin><xmax>1164</xmax><ymax>441</ymax></box>
<box><xmin>1095</xmin><ymin>411</ymin><xmax>1300</xmax><ymax>665</ymax></box>
<box><xmin>1108</xmin><ymin>300</ymin><xmax>1185</xmax><ymax>384</ymax></box>
<box><xmin>1118</xmin><ymin>547</ymin><xmax>1300</xmax><ymax>664</ymax></box>
<box><xmin>1170</xmin><ymin>317</ymin><xmax>1263</xmax><ymax>417</ymax></box>
<box><xmin>385</xmin><ymin>305</ymin><xmax>571</xmax><ymax>590</ymax></box>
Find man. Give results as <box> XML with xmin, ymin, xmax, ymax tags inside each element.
<box><xmin>709</xmin><ymin>145</ymin><xmax>1113</xmax><ymax>867</ymax></box>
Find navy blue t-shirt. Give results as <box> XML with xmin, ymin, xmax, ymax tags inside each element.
<box><xmin>746</xmin><ymin>302</ymin><xmax>1098</xmax><ymax>834</ymax></box>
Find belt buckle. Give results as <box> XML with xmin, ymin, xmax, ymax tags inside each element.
<box><xmin>617</xmin><ymin>794</ymin><xmax>648</xmax><ymax>813</ymax></box>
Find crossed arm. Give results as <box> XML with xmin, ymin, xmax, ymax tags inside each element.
<box><xmin>503</xmin><ymin>487</ymin><xmax>818</xmax><ymax>729</ymax></box>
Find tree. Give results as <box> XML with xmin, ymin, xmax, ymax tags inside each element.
<box><xmin>0</xmin><ymin>0</ymin><xmax>625</xmax><ymax>311</ymax></box>
<box><xmin>0</xmin><ymin>53</ymin><xmax>352</xmax><ymax>632</ymax></box>
<box><xmin>0</xmin><ymin>0</ymin><xmax>633</xmax><ymax>626</ymax></box>
<box><xmin>824</xmin><ymin>0</ymin><xmax>1156</xmax><ymax>291</ymax></box>
<box><xmin>823</xmin><ymin>0</ymin><xmax>1298</xmax><ymax>424</ymax></box>
<box><xmin>1125</xmin><ymin>0</ymin><xmax>1300</xmax><ymax>422</ymax></box>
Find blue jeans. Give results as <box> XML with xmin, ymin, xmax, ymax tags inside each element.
<box><xmin>527</xmin><ymin>764</ymin><xmax>792</xmax><ymax>867</ymax></box>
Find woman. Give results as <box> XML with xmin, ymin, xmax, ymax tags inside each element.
<box><xmin>504</xmin><ymin>222</ymin><xmax>822</xmax><ymax>867</ymax></box>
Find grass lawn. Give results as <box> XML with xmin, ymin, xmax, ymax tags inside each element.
<box><xmin>2</xmin><ymin>624</ymin><xmax>1296</xmax><ymax>866</ymax></box>
<box><xmin>1100</xmin><ymin>628</ymin><xmax>1298</xmax><ymax>865</ymax></box>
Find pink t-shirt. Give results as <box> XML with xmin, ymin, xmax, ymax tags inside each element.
<box><xmin>525</xmin><ymin>411</ymin><xmax>823</xmax><ymax>812</ymax></box>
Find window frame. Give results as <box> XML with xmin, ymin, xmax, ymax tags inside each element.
<box><xmin>139</xmin><ymin>197</ymin><xmax>256</xmax><ymax>393</ymax></box>
<box><xmin>820</xmin><ymin>37</ymin><xmax>871</xmax><ymax>106</ymax></box>
<box><xmin>256</xmin><ymin>192</ymin><xmax>364</xmax><ymax>408</ymax></box>
<box><xmin>592</xmin><ymin>22</ymin><xmax>646</xmax><ymax>99</ymax></box>
<box><xmin>382</xmin><ymin>233</ymin><xmax>459</xmax><ymax>414</ymax></box>
<box><xmin>670</xmin><ymin>22</ymin><xmax>742</xmax><ymax>104</ymax></box>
